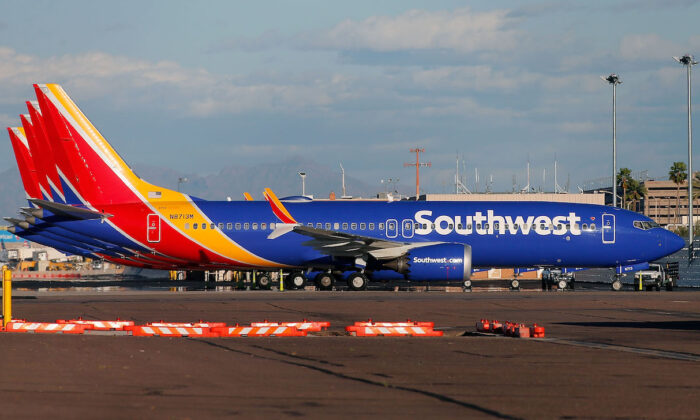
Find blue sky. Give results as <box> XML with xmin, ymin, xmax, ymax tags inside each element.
<box><xmin>1</xmin><ymin>0</ymin><xmax>699</xmax><ymax>195</ymax></box>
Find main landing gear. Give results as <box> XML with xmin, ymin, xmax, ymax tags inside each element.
<box><xmin>314</xmin><ymin>272</ymin><xmax>335</xmax><ymax>291</ymax></box>
<box><xmin>347</xmin><ymin>272</ymin><xmax>368</xmax><ymax>291</ymax></box>
<box><xmin>285</xmin><ymin>272</ymin><xmax>307</xmax><ymax>290</ymax></box>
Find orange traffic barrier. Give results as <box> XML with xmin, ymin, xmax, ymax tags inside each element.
<box><xmin>145</xmin><ymin>320</ymin><xmax>227</xmax><ymax>328</ymax></box>
<box><xmin>251</xmin><ymin>319</ymin><xmax>330</xmax><ymax>332</ymax></box>
<box><xmin>530</xmin><ymin>324</ymin><xmax>545</xmax><ymax>338</ymax></box>
<box><xmin>346</xmin><ymin>325</ymin><xmax>443</xmax><ymax>337</ymax></box>
<box><xmin>129</xmin><ymin>325</ymin><xmax>215</xmax><ymax>337</ymax></box>
<box><xmin>211</xmin><ymin>325</ymin><xmax>307</xmax><ymax>337</ymax></box>
<box><xmin>56</xmin><ymin>318</ymin><xmax>135</xmax><ymax>331</ymax></box>
<box><xmin>474</xmin><ymin>319</ymin><xmax>545</xmax><ymax>338</ymax></box>
<box><xmin>476</xmin><ymin>319</ymin><xmax>490</xmax><ymax>332</ymax></box>
<box><xmin>516</xmin><ymin>324</ymin><xmax>530</xmax><ymax>338</ymax></box>
<box><xmin>3</xmin><ymin>321</ymin><xmax>86</xmax><ymax>334</ymax></box>
<box><xmin>353</xmin><ymin>319</ymin><xmax>435</xmax><ymax>328</ymax></box>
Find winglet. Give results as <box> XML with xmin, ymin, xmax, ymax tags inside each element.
<box><xmin>244</xmin><ymin>192</ymin><xmax>253</xmax><ymax>201</ymax></box>
<box><xmin>267</xmin><ymin>223</ymin><xmax>298</xmax><ymax>239</ymax></box>
<box><xmin>263</xmin><ymin>188</ymin><xmax>297</xmax><ymax>224</ymax></box>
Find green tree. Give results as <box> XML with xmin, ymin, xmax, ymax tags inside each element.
<box><xmin>625</xmin><ymin>179</ymin><xmax>647</xmax><ymax>212</ymax></box>
<box><xmin>669</xmin><ymin>162</ymin><xmax>687</xmax><ymax>224</ymax></box>
<box><xmin>617</xmin><ymin>168</ymin><xmax>633</xmax><ymax>209</ymax></box>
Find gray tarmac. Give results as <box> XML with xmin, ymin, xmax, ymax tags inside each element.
<box><xmin>1</xmin><ymin>289</ymin><xmax>699</xmax><ymax>419</ymax></box>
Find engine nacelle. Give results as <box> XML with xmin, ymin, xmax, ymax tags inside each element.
<box><xmin>383</xmin><ymin>243</ymin><xmax>472</xmax><ymax>281</ymax></box>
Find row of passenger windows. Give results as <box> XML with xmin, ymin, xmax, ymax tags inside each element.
<box><xmin>181</xmin><ymin>221</ymin><xmax>597</xmax><ymax>232</ymax></box>
<box><xmin>415</xmin><ymin>223</ymin><xmax>597</xmax><ymax>231</ymax></box>
<box><xmin>182</xmin><ymin>222</ymin><xmax>379</xmax><ymax>231</ymax></box>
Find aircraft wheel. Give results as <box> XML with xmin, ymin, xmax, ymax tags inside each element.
<box><xmin>347</xmin><ymin>272</ymin><xmax>368</xmax><ymax>291</ymax></box>
<box><xmin>611</xmin><ymin>279</ymin><xmax>622</xmax><ymax>291</ymax></box>
<box><xmin>288</xmin><ymin>272</ymin><xmax>306</xmax><ymax>290</ymax></box>
<box><xmin>510</xmin><ymin>279</ymin><xmax>520</xmax><ymax>290</ymax></box>
<box><xmin>557</xmin><ymin>279</ymin><xmax>568</xmax><ymax>290</ymax></box>
<box><xmin>257</xmin><ymin>274</ymin><xmax>271</xmax><ymax>290</ymax></box>
<box><xmin>315</xmin><ymin>273</ymin><xmax>334</xmax><ymax>291</ymax></box>
<box><xmin>462</xmin><ymin>279</ymin><xmax>472</xmax><ymax>288</ymax></box>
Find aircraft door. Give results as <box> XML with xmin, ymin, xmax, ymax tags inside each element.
<box><xmin>386</xmin><ymin>219</ymin><xmax>398</xmax><ymax>238</ymax></box>
<box><xmin>602</xmin><ymin>213</ymin><xmax>615</xmax><ymax>244</ymax></box>
<box><xmin>147</xmin><ymin>213</ymin><xmax>161</xmax><ymax>243</ymax></box>
<box><xmin>401</xmin><ymin>219</ymin><xmax>414</xmax><ymax>238</ymax></box>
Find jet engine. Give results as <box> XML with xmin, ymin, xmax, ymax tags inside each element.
<box><xmin>382</xmin><ymin>243</ymin><xmax>472</xmax><ymax>281</ymax></box>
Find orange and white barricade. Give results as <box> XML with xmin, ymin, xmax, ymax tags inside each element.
<box><xmin>145</xmin><ymin>321</ymin><xmax>227</xmax><ymax>328</ymax></box>
<box><xmin>353</xmin><ymin>319</ymin><xmax>435</xmax><ymax>328</ymax></box>
<box><xmin>129</xmin><ymin>325</ymin><xmax>214</xmax><ymax>337</ymax></box>
<box><xmin>211</xmin><ymin>325</ymin><xmax>307</xmax><ymax>337</ymax></box>
<box><xmin>250</xmin><ymin>320</ymin><xmax>330</xmax><ymax>332</ymax></box>
<box><xmin>57</xmin><ymin>318</ymin><xmax>135</xmax><ymax>331</ymax></box>
<box><xmin>4</xmin><ymin>321</ymin><xmax>86</xmax><ymax>334</ymax></box>
<box><xmin>346</xmin><ymin>324</ymin><xmax>443</xmax><ymax>337</ymax></box>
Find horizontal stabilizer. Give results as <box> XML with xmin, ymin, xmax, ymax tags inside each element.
<box><xmin>29</xmin><ymin>199</ymin><xmax>113</xmax><ymax>220</ymax></box>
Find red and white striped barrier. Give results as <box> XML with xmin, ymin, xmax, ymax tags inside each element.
<box><xmin>56</xmin><ymin>318</ymin><xmax>134</xmax><ymax>331</ymax></box>
<box><xmin>250</xmin><ymin>320</ymin><xmax>330</xmax><ymax>332</ymax></box>
<box><xmin>129</xmin><ymin>325</ymin><xmax>214</xmax><ymax>337</ymax></box>
<box><xmin>145</xmin><ymin>321</ymin><xmax>227</xmax><ymax>328</ymax></box>
<box><xmin>346</xmin><ymin>323</ymin><xmax>443</xmax><ymax>337</ymax></box>
<box><xmin>4</xmin><ymin>322</ymin><xmax>86</xmax><ymax>334</ymax></box>
<box><xmin>353</xmin><ymin>319</ymin><xmax>435</xmax><ymax>328</ymax></box>
<box><xmin>211</xmin><ymin>325</ymin><xmax>307</xmax><ymax>337</ymax></box>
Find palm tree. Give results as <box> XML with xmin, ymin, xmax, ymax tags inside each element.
<box><xmin>669</xmin><ymin>162</ymin><xmax>687</xmax><ymax>224</ymax></box>
<box><xmin>626</xmin><ymin>179</ymin><xmax>647</xmax><ymax>212</ymax></box>
<box><xmin>617</xmin><ymin>168</ymin><xmax>633</xmax><ymax>210</ymax></box>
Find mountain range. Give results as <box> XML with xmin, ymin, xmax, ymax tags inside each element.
<box><xmin>0</xmin><ymin>156</ymin><xmax>398</xmax><ymax>220</ymax></box>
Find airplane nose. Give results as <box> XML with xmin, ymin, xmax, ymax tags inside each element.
<box><xmin>664</xmin><ymin>230</ymin><xmax>685</xmax><ymax>255</ymax></box>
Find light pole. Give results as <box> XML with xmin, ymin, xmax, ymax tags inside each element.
<box><xmin>298</xmin><ymin>172</ymin><xmax>307</xmax><ymax>196</ymax></box>
<box><xmin>177</xmin><ymin>177</ymin><xmax>188</xmax><ymax>192</ymax></box>
<box><xmin>674</xmin><ymin>54</ymin><xmax>698</xmax><ymax>251</ymax></box>
<box><xmin>601</xmin><ymin>74</ymin><xmax>622</xmax><ymax>208</ymax></box>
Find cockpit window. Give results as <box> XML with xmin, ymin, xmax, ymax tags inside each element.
<box><xmin>634</xmin><ymin>220</ymin><xmax>659</xmax><ymax>230</ymax></box>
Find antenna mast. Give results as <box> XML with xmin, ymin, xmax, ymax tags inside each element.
<box><xmin>404</xmin><ymin>148</ymin><xmax>431</xmax><ymax>198</ymax></box>
<box><xmin>455</xmin><ymin>153</ymin><xmax>471</xmax><ymax>194</ymax></box>
<box><xmin>339</xmin><ymin>162</ymin><xmax>346</xmax><ymax>197</ymax></box>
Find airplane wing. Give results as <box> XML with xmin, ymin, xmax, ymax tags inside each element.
<box><xmin>262</xmin><ymin>187</ymin><xmax>440</xmax><ymax>261</ymax></box>
<box><xmin>270</xmin><ymin>224</ymin><xmax>441</xmax><ymax>261</ymax></box>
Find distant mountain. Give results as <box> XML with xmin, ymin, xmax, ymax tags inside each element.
<box><xmin>0</xmin><ymin>156</ymin><xmax>382</xmax><ymax>220</ymax></box>
<box><xmin>132</xmin><ymin>156</ymin><xmax>378</xmax><ymax>201</ymax></box>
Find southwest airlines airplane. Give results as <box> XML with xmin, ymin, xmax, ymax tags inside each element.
<box><xmin>3</xmin><ymin>84</ymin><xmax>685</xmax><ymax>290</ymax></box>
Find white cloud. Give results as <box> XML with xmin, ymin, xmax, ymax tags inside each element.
<box><xmin>411</xmin><ymin>65</ymin><xmax>540</xmax><ymax>91</ymax></box>
<box><xmin>559</xmin><ymin>121</ymin><xmax>598</xmax><ymax>133</ymax></box>
<box><xmin>0</xmin><ymin>47</ymin><xmax>344</xmax><ymax>116</ymax></box>
<box><xmin>620</xmin><ymin>34</ymin><xmax>682</xmax><ymax>61</ymax></box>
<box><xmin>314</xmin><ymin>8</ymin><xmax>520</xmax><ymax>53</ymax></box>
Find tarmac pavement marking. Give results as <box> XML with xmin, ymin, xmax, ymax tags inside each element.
<box><xmin>190</xmin><ymin>338</ymin><xmax>523</xmax><ymax>420</ymax></box>
<box><xmin>539</xmin><ymin>338</ymin><xmax>700</xmax><ymax>362</ymax></box>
